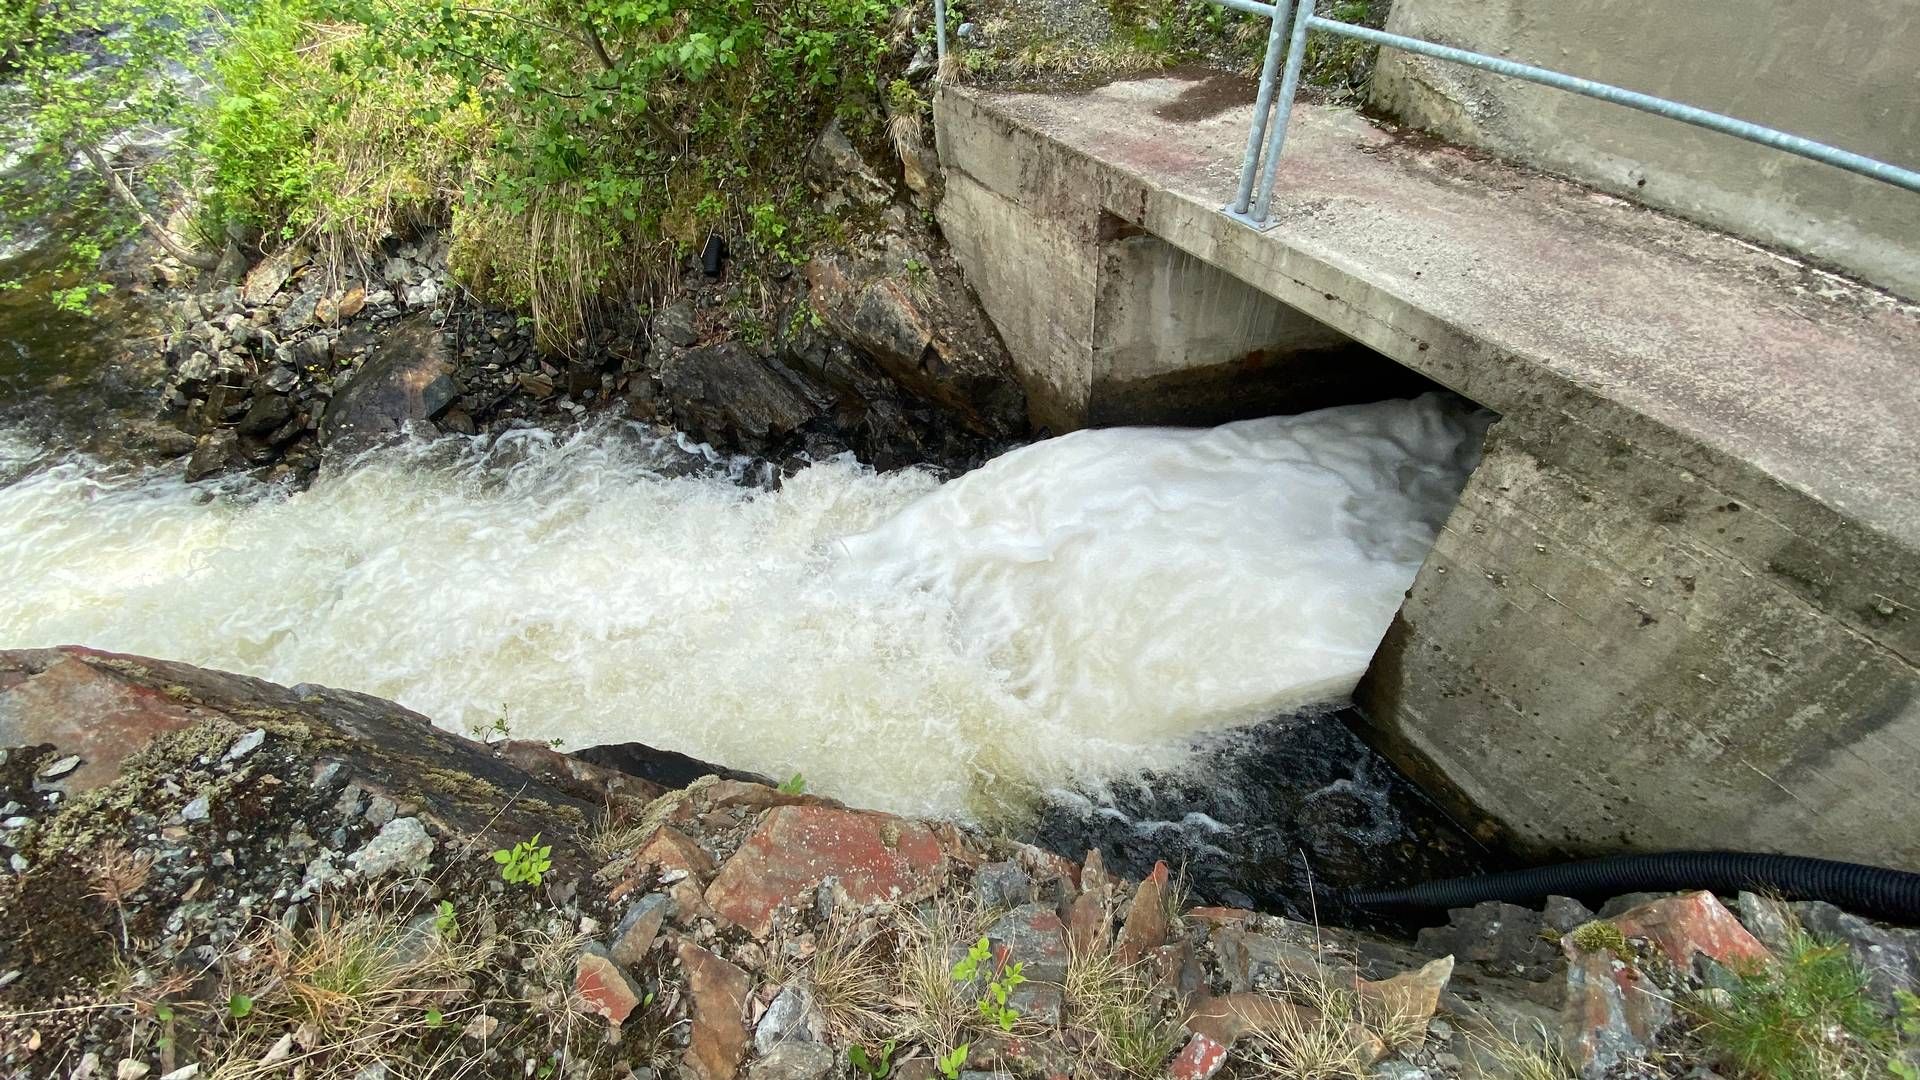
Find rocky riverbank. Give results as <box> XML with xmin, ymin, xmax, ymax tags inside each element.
<box><xmin>4</xmin><ymin>647</ymin><xmax>1916</xmax><ymax>1080</ymax></box>
<box><xmin>13</xmin><ymin>110</ymin><xmax>1025</xmax><ymax>487</ymax></box>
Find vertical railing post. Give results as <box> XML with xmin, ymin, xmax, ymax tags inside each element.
<box><xmin>933</xmin><ymin>0</ymin><xmax>948</xmax><ymax>64</ymax></box>
<box><xmin>1251</xmin><ymin>0</ymin><xmax>1317</xmax><ymax>222</ymax></box>
<box><xmin>1230</xmin><ymin>0</ymin><xmax>1296</xmax><ymax>217</ymax></box>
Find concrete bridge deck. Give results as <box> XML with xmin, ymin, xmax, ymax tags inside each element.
<box><xmin>934</xmin><ymin>73</ymin><xmax>1920</xmax><ymax>866</ymax></box>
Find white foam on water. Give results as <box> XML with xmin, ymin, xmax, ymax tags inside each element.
<box><xmin>0</xmin><ymin>395</ymin><xmax>1486</xmax><ymax>818</ymax></box>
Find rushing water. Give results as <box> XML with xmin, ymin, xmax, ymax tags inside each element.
<box><xmin>0</xmin><ymin>395</ymin><xmax>1486</xmax><ymax>824</ymax></box>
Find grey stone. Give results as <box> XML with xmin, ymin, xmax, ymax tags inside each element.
<box><xmin>654</xmin><ymin>302</ymin><xmax>699</xmax><ymax>347</ymax></box>
<box><xmin>278</xmin><ymin>288</ymin><xmax>321</xmax><ymax>333</ymax></box>
<box><xmin>320</xmin><ymin>315</ymin><xmax>456</xmax><ymax>452</ymax></box>
<box><xmin>238</xmin><ymin>394</ymin><xmax>293</xmax><ymax>436</ymax></box>
<box><xmin>263</xmin><ymin>365</ymin><xmax>300</xmax><ymax>393</ymax></box>
<box><xmin>658</xmin><ymin>343</ymin><xmax>825</xmax><ymax>452</ymax></box>
<box><xmin>1735</xmin><ymin>892</ymin><xmax>1794</xmax><ymax>953</ymax></box>
<box><xmin>754</xmin><ymin>984</ymin><xmax>826</xmax><ymax>1055</ymax></box>
<box><xmin>612</xmin><ymin>893</ymin><xmax>674</xmax><ymax>970</ymax></box>
<box><xmin>37</xmin><ymin>754</ymin><xmax>80</xmax><ymax>779</ymax></box>
<box><xmin>1790</xmin><ymin>900</ymin><xmax>1920</xmax><ymax>1005</ymax></box>
<box><xmin>748</xmin><ymin>1042</ymin><xmax>835</xmax><ymax>1080</ymax></box>
<box><xmin>181</xmin><ymin>795</ymin><xmax>211</xmax><ymax>822</ymax></box>
<box><xmin>1416</xmin><ymin>902</ymin><xmax>1560</xmax><ymax>982</ymax></box>
<box><xmin>348</xmin><ymin>816</ymin><xmax>435</xmax><ymax>878</ymax></box>
<box><xmin>985</xmin><ymin>903</ymin><xmax>1070</xmax><ymax>1026</ymax></box>
<box><xmin>1543</xmin><ymin>895</ymin><xmax>1596</xmax><ymax>934</ymax></box>
<box><xmin>184</xmin><ymin>429</ymin><xmax>239</xmax><ymax>482</ymax></box>
<box><xmin>311</xmin><ymin>760</ymin><xmax>348</xmax><ymax>792</ymax></box>
<box><xmin>972</xmin><ymin>861</ymin><xmax>1032</xmax><ymax>909</ymax></box>
<box><xmin>404</xmin><ymin>280</ymin><xmax>441</xmax><ymax>308</ymax></box>
<box><xmin>363</xmin><ymin>794</ymin><xmax>397</xmax><ymax>828</ymax></box>
<box><xmin>176</xmin><ymin>351</ymin><xmax>215</xmax><ymax>384</ymax></box>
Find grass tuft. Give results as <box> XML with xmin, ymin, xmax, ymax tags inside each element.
<box><xmin>1689</xmin><ymin>917</ymin><xmax>1897</xmax><ymax>1080</ymax></box>
<box><xmin>1064</xmin><ymin>946</ymin><xmax>1184</xmax><ymax>1077</ymax></box>
<box><xmin>795</xmin><ymin>915</ymin><xmax>898</xmax><ymax>1044</ymax></box>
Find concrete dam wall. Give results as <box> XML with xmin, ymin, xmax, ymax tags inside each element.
<box><xmin>932</xmin><ymin>75</ymin><xmax>1920</xmax><ymax>869</ymax></box>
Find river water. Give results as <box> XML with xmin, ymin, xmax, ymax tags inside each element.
<box><xmin>0</xmin><ymin>396</ymin><xmax>1485</xmax><ymax>825</ymax></box>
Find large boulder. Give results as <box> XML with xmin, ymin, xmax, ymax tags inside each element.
<box><xmin>320</xmin><ymin>314</ymin><xmax>457</xmax><ymax>452</ymax></box>
<box><xmin>807</xmin><ymin>243</ymin><xmax>1025</xmax><ymax>438</ymax></box>
<box><xmin>658</xmin><ymin>342</ymin><xmax>829</xmax><ymax>454</ymax></box>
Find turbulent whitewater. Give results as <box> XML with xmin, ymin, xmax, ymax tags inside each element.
<box><xmin>0</xmin><ymin>395</ymin><xmax>1487</xmax><ymax>818</ymax></box>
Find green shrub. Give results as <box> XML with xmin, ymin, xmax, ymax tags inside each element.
<box><xmin>202</xmin><ymin>0</ymin><xmax>488</xmax><ymax>265</ymax></box>
<box><xmin>1690</xmin><ymin>922</ymin><xmax>1897</xmax><ymax>1080</ymax></box>
<box><xmin>329</xmin><ymin>0</ymin><xmax>904</xmax><ymax>348</ymax></box>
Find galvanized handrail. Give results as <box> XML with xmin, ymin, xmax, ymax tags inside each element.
<box><xmin>928</xmin><ymin>0</ymin><xmax>1920</xmax><ymax>230</ymax></box>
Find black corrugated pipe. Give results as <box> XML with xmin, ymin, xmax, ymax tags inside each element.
<box><xmin>1345</xmin><ymin>851</ymin><xmax>1920</xmax><ymax>925</ymax></box>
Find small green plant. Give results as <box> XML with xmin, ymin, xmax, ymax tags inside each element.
<box><xmin>470</xmin><ymin>704</ymin><xmax>513</xmax><ymax>744</ymax></box>
<box><xmin>226</xmin><ymin>993</ymin><xmax>253</xmax><ymax>1020</ymax></box>
<box><xmin>432</xmin><ymin>900</ymin><xmax>458</xmax><ymax>937</ymax></box>
<box><xmin>1891</xmin><ymin>990</ymin><xmax>1920</xmax><ymax>1079</ymax></box>
<box><xmin>1691</xmin><ymin>921</ymin><xmax>1896</xmax><ymax>1080</ymax></box>
<box><xmin>778</xmin><ymin>773</ymin><xmax>808</xmax><ymax>795</ymax></box>
<box><xmin>424</xmin><ymin>1006</ymin><xmax>444</xmax><ymax>1029</ymax></box>
<box><xmin>951</xmin><ymin>935</ymin><xmax>1026</xmax><ymax>1032</ymax></box>
<box><xmin>492</xmin><ymin>834</ymin><xmax>554</xmax><ymax>888</ymax></box>
<box><xmin>936</xmin><ymin>1044</ymin><xmax>969</xmax><ymax>1080</ymax></box>
<box><xmin>848</xmin><ymin>1039</ymin><xmax>895</xmax><ymax>1078</ymax></box>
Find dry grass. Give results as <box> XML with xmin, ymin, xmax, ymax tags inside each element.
<box><xmin>891</xmin><ymin>896</ymin><xmax>989</xmax><ymax>1051</ymax></box>
<box><xmin>887</xmin><ymin>110</ymin><xmax>926</xmax><ymax>164</ymax></box>
<box><xmin>86</xmin><ymin>840</ymin><xmax>155</xmax><ymax>949</ymax></box>
<box><xmin>178</xmin><ymin>888</ymin><xmax>513</xmax><ymax>1078</ymax></box>
<box><xmin>582</xmin><ymin>795</ymin><xmax>660</xmax><ymax>864</ymax></box>
<box><xmin>792</xmin><ymin>916</ymin><xmax>898</xmax><ymax>1043</ymax></box>
<box><xmin>1245</xmin><ymin>975</ymin><xmax>1372</xmax><ymax>1080</ymax></box>
<box><xmin>1468</xmin><ymin>1025</ymin><xmax>1576</xmax><ymax>1080</ymax></box>
<box><xmin>1063</xmin><ymin>947</ymin><xmax>1184</xmax><ymax>1077</ymax></box>
<box><xmin>450</xmin><ymin>182</ymin><xmax>621</xmax><ymax>354</ymax></box>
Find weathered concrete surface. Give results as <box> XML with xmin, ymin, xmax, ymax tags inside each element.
<box><xmin>1370</xmin><ymin>0</ymin><xmax>1920</xmax><ymax>301</ymax></box>
<box><xmin>1088</xmin><ymin>227</ymin><xmax>1432</xmax><ymax>426</ymax></box>
<box><xmin>935</xmin><ymin>75</ymin><xmax>1920</xmax><ymax>867</ymax></box>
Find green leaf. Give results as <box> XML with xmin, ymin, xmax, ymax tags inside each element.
<box><xmin>227</xmin><ymin>993</ymin><xmax>253</xmax><ymax>1019</ymax></box>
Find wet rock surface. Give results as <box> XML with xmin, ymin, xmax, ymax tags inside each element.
<box><xmin>1030</xmin><ymin>709</ymin><xmax>1496</xmax><ymax>922</ymax></box>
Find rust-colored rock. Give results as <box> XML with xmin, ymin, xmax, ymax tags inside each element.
<box><xmin>1356</xmin><ymin>955</ymin><xmax>1453</xmax><ymax>1037</ymax></box>
<box><xmin>1610</xmin><ymin>891</ymin><xmax>1772</xmax><ymax>972</ymax></box>
<box><xmin>1560</xmin><ymin>945</ymin><xmax>1670</xmax><ymax>1078</ymax></box>
<box><xmin>496</xmin><ymin>739</ymin><xmax>666</xmax><ymax>807</ymax></box>
<box><xmin>0</xmin><ymin>651</ymin><xmax>201</xmax><ymax>792</ymax></box>
<box><xmin>0</xmin><ymin>647</ymin><xmax>600</xmax><ymax>873</ymax></box>
<box><xmin>1116</xmin><ymin>860</ymin><xmax>1170</xmax><ymax>965</ymax></box>
<box><xmin>576</xmin><ymin>946</ymin><xmax>644</xmax><ymax>1026</ymax></box>
<box><xmin>1185</xmin><ymin>992</ymin><xmax>1314</xmax><ymax>1045</ymax></box>
<box><xmin>1187</xmin><ymin>906</ymin><xmax>1255</xmax><ymax>926</ymax></box>
<box><xmin>1065</xmin><ymin>889</ymin><xmax>1110</xmax><ymax>958</ymax></box>
<box><xmin>680</xmin><ymin>942</ymin><xmax>752</xmax><ymax>1080</ymax></box>
<box><xmin>635</xmin><ymin>824</ymin><xmax>719</xmax><ymax>880</ymax></box>
<box><xmin>1169</xmin><ymin>1032</ymin><xmax>1229</xmax><ymax>1080</ymax></box>
<box><xmin>705</xmin><ymin>805</ymin><xmax>946</xmax><ymax>937</ymax></box>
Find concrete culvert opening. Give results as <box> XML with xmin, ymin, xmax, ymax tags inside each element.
<box><xmin>1084</xmin><ymin>218</ymin><xmax>1458</xmax><ymax>427</ymax></box>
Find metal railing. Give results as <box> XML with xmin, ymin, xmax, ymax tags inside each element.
<box><xmin>930</xmin><ymin>1</ymin><xmax>1920</xmax><ymax>231</ymax></box>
